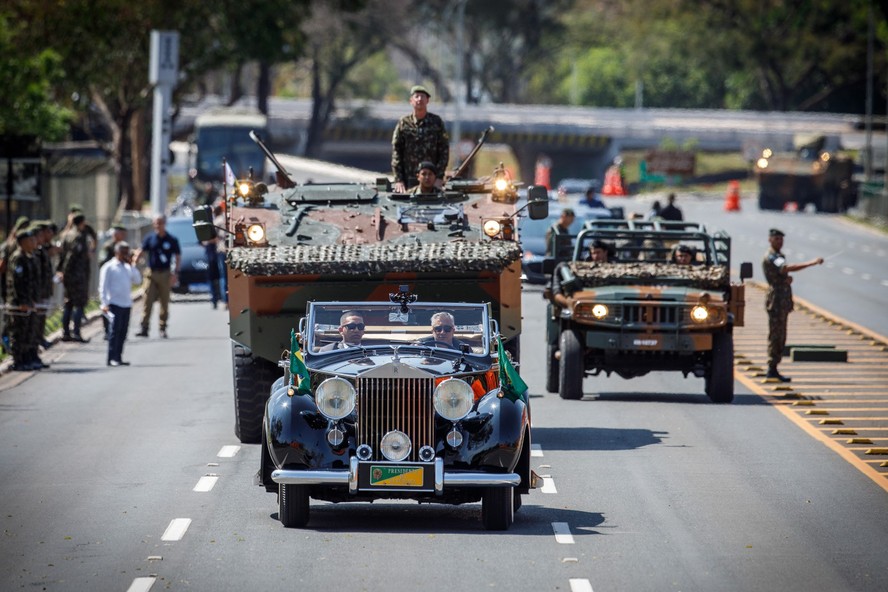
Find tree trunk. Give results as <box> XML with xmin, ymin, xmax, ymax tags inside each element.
<box><xmin>128</xmin><ymin>109</ymin><xmax>148</xmax><ymax>213</ymax></box>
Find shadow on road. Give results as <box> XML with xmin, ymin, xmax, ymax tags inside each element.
<box><xmin>589</xmin><ymin>391</ymin><xmax>767</xmax><ymax>406</ymax></box>
<box><xmin>532</xmin><ymin>426</ymin><xmax>666</xmax><ymax>451</ymax></box>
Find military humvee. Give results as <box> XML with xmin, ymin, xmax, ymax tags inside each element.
<box><xmin>544</xmin><ymin>219</ymin><xmax>752</xmax><ymax>403</ymax></box>
<box><xmin>193</xmin><ymin>131</ymin><xmax>548</xmax><ymax>443</ymax></box>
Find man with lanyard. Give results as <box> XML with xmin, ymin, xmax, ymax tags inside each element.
<box><xmin>134</xmin><ymin>215</ymin><xmax>180</xmax><ymax>339</ymax></box>
<box><xmin>762</xmin><ymin>228</ymin><xmax>823</xmax><ymax>382</ymax></box>
<box><xmin>391</xmin><ymin>85</ymin><xmax>449</xmax><ymax>193</ymax></box>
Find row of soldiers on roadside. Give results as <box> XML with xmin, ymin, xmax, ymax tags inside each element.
<box><xmin>0</xmin><ymin>208</ymin><xmax>102</xmax><ymax>371</ymax></box>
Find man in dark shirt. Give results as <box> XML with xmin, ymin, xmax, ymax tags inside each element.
<box><xmin>545</xmin><ymin>208</ymin><xmax>575</xmax><ymax>258</ymax></box>
<box><xmin>659</xmin><ymin>193</ymin><xmax>683</xmax><ymax>221</ymax></box>
<box><xmin>391</xmin><ymin>85</ymin><xmax>449</xmax><ymax>193</ymax></box>
<box><xmin>134</xmin><ymin>215</ymin><xmax>181</xmax><ymax>339</ymax></box>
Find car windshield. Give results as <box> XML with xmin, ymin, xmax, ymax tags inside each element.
<box><xmin>518</xmin><ymin>208</ymin><xmax>600</xmax><ymax>258</ymax></box>
<box><xmin>575</xmin><ymin>222</ymin><xmax>718</xmax><ymax>265</ymax></box>
<box><xmin>307</xmin><ymin>303</ymin><xmax>489</xmax><ymax>355</ymax></box>
<box><xmin>165</xmin><ymin>218</ymin><xmax>201</xmax><ymax>247</ymax></box>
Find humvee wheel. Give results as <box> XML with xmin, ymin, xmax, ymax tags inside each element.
<box><xmin>482</xmin><ymin>486</ymin><xmax>514</xmax><ymax>531</ymax></box>
<box><xmin>232</xmin><ymin>343</ymin><xmax>280</xmax><ymax>443</ymax></box>
<box><xmin>706</xmin><ymin>333</ymin><xmax>735</xmax><ymax>403</ymax></box>
<box><xmin>545</xmin><ymin>342</ymin><xmax>559</xmax><ymax>393</ymax></box>
<box><xmin>558</xmin><ymin>330</ymin><xmax>583</xmax><ymax>400</ymax></box>
<box><xmin>279</xmin><ymin>483</ymin><xmax>310</xmax><ymax>527</ymax></box>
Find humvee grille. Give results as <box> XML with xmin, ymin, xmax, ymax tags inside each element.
<box><xmin>620</xmin><ymin>304</ymin><xmax>681</xmax><ymax>325</ymax></box>
<box><xmin>356</xmin><ymin>376</ymin><xmax>435</xmax><ymax>462</ymax></box>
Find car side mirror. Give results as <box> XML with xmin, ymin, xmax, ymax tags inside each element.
<box><xmin>192</xmin><ymin>205</ymin><xmax>217</xmax><ymax>242</ymax></box>
<box><xmin>526</xmin><ymin>185</ymin><xmax>549</xmax><ymax>220</ymax></box>
<box><xmin>740</xmin><ymin>261</ymin><xmax>753</xmax><ymax>281</ymax></box>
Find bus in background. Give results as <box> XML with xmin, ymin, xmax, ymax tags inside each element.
<box><xmin>192</xmin><ymin>109</ymin><xmax>269</xmax><ymax>186</ymax></box>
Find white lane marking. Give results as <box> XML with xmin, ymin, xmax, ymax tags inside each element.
<box><xmin>861</xmin><ymin>273</ymin><xmax>871</xmax><ymax>281</ymax></box>
<box><xmin>161</xmin><ymin>518</ymin><xmax>192</xmax><ymax>541</ymax></box>
<box><xmin>193</xmin><ymin>475</ymin><xmax>219</xmax><ymax>493</ymax></box>
<box><xmin>217</xmin><ymin>445</ymin><xmax>241</xmax><ymax>458</ymax></box>
<box><xmin>842</xmin><ymin>267</ymin><xmax>854</xmax><ymax>275</ymax></box>
<box><xmin>569</xmin><ymin>579</ymin><xmax>594</xmax><ymax>592</ymax></box>
<box><xmin>552</xmin><ymin>522</ymin><xmax>575</xmax><ymax>544</ymax></box>
<box><xmin>541</xmin><ymin>477</ymin><xmax>558</xmax><ymax>494</ymax></box>
<box><xmin>126</xmin><ymin>576</ymin><xmax>157</xmax><ymax>592</ymax></box>
<box><xmin>825</xmin><ymin>262</ymin><xmax>835</xmax><ymax>269</ymax></box>
<box><xmin>882</xmin><ymin>280</ymin><xmax>888</xmax><ymax>287</ymax></box>
<box><xmin>531</xmin><ymin>444</ymin><xmax>543</xmax><ymax>457</ymax></box>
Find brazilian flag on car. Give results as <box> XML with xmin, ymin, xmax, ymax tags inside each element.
<box><xmin>289</xmin><ymin>329</ymin><xmax>311</xmax><ymax>394</ymax></box>
<box><xmin>497</xmin><ymin>336</ymin><xmax>528</xmax><ymax>403</ymax></box>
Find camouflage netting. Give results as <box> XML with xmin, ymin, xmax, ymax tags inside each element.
<box><xmin>570</xmin><ymin>261</ymin><xmax>729</xmax><ymax>289</ymax></box>
<box><xmin>229</xmin><ymin>241</ymin><xmax>523</xmax><ymax>275</ymax></box>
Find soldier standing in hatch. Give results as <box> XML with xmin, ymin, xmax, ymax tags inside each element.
<box><xmin>391</xmin><ymin>85</ymin><xmax>449</xmax><ymax>193</ymax></box>
<box><xmin>762</xmin><ymin>228</ymin><xmax>823</xmax><ymax>383</ymax></box>
<box><xmin>56</xmin><ymin>213</ymin><xmax>92</xmax><ymax>343</ymax></box>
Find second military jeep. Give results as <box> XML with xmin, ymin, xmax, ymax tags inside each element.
<box><xmin>544</xmin><ymin>220</ymin><xmax>752</xmax><ymax>403</ymax></box>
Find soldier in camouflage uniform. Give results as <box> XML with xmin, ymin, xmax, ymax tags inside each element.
<box><xmin>391</xmin><ymin>85</ymin><xmax>449</xmax><ymax>193</ymax></box>
<box><xmin>407</xmin><ymin>161</ymin><xmax>442</xmax><ymax>196</ymax></box>
<box><xmin>31</xmin><ymin>221</ymin><xmax>57</xmax><ymax>366</ymax></box>
<box><xmin>6</xmin><ymin>227</ymin><xmax>39</xmax><ymax>370</ymax></box>
<box><xmin>762</xmin><ymin>228</ymin><xmax>823</xmax><ymax>382</ymax></box>
<box><xmin>56</xmin><ymin>213</ymin><xmax>92</xmax><ymax>342</ymax></box>
<box><xmin>0</xmin><ymin>216</ymin><xmax>31</xmax><ymax>353</ymax></box>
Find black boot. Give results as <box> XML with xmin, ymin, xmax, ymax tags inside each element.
<box><xmin>766</xmin><ymin>368</ymin><xmax>791</xmax><ymax>383</ymax></box>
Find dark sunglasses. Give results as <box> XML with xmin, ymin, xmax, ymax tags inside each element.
<box><xmin>432</xmin><ymin>325</ymin><xmax>454</xmax><ymax>333</ymax></box>
<box><xmin>343</xmin><ymin>323</ymin><xmax>365</xmax><ymax>331</ymax></box>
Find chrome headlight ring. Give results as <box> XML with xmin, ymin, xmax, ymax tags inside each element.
<box><xmin>315</xmin><ymin>377</ymin><xmax>356</xmax><ymax>420</ymax></box>
<box><xmin>434</xmin><ymin>378</ymin><xmax>474</xmax><ymax>421</ymax></box>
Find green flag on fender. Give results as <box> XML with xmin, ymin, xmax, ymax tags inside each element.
<box><xmin>289</xmin><ymin>329</ymin><xmax>311</xmax><ymax>393</ymax></box>
<box><xmin>497</xmin><ymin>336</ymin><xmax>528</xmax><ymax>403</ymax></box>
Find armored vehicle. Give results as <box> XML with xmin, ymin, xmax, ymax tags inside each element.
<box><xmin>544</xmin><ymin>220</ymin><xmax>752</xmax><ymax>403</ymax></box>
<box><xmin>755</xmin><ymin>136</ymin><xmax>856</xmax><ymax>212</ymax></box>
<box><xmin>258</xmin><ymin>295</ymin><xmax>535</xmax><ymax>530</ymax></box>
<box><xmin>193</xmin><ymin>131</ymin><xmax>548</xmax><ymax>443</ymax></box>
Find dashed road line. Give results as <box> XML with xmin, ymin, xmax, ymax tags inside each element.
<box><xmin>161</xmin><ymin>518</ymin><xmax>192</xmax><ymax>541</ymax></box>
<box><xmin>126</xmin><ymin>577</ymin><xmax>156</xmax><ymax>592</ymax></box>
<box><xmin>569</xmin><ymin>578</ymin><xmax>594</xmax><ymax>592</ymax></box>
<box><xmin>531</xmin><ymin>443</ymin><xmax>543</xmax><ymax>457</ymax></box>
<box><xmin>193</xmin><ymin>475</ymin><xmax>219</xmax><ymax>492</ymax></box>
<box><xmin>552</xmin><ymin>522</ymin><xmax>575</xmax><ymax>544</ymax></box>
<box><xmin>541</xmin><ymin>477</ymin><xmax>558</xmax><ymax>494</ymax></box>
<box><xmin>217</xmin><ymin>445</ymin><xmax>241</xmax><ymax>458</ymax></box>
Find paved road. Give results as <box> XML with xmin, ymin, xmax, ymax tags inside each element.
<box><xmin>1</xmin><ymin>213</ymin><xmax>886</xmax><ymax>592</ymax></box>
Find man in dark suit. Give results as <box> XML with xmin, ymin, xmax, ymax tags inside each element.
<box><xmin>318</xmin><ymin>311</ymin><xmax>365</xmax><ymax>351</ymax></box>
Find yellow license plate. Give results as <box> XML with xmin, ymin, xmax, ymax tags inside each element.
<box><xmin>369</xmin><ymin>465</ymin><xmax>424</xmax><ymax>487</ymax></box>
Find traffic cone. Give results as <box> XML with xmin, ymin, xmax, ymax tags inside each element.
<box><xmin>783</xmin><ymin>201</ymin><xmax>798</xmax><ymax>213</ymax></box>
<box><xmin>602</xmin><ymin>166</ymin><xmax>627</xmax><ymax>196</ymax></box>
<box><xmin>724</xmin><ymin>180</ymin><xmax>741</xmax><ymax>212</ymax></box>
<box><xmin>534</xmin><ymin>156</ymin><xmax>552</xmax><ymax>190</ymax></box>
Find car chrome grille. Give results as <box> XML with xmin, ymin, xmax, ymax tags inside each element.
<box><xmin>356</xmin><ymin>376</ymin><xmax>435</xmax><ymax>462</ymax></box>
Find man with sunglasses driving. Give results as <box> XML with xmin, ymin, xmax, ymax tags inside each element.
<box><xmin>319</xmin><ymin>311</ymin><xmax>365</xmax><ymax>351</ymax></box>
<box><xmin>421</xmin><ymin>311</ymin><xmax>464</xmax><ymax>349</ymax></box>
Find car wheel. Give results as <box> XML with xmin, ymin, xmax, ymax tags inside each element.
<box><xmin>232</xmin><ymin>342</ymin><xmax>280</xmax><ymax>444</ymax></box>
<box><xmin>279</xmin><ymin>483</ymin><xmax>310</xmax><ymax>528</ymax></box>
<box><xmin>545</xmin><ymin>342</ymin><xmax>559</xmax><ymax>393</ymax></box>
<box><xmin>558</xmin><ymin>330</ymin><xmax>583</xmax><ymax>400</ymax></box>
<box><xmin>706</xmin><ymin>333</ymin><xmax>734</xmax><ymax>403</ymax></box>
<box><xmin>482</xmin><ymin>487</ymin><xmax>514</xmax><ymax>531</ymax></box>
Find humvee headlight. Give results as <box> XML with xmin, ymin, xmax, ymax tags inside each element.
<box><xmin>238</xmin><ymin>181</ymin><xmax>252</xmax><ymax>197</ymax></box>
<box><xmin>315</xmin><ymin>377</ymin><xmax>356</xmax><ymax>420</ymax></box>
<box><xmin>380</xmin><ymin>430</ymin><xmax>412</xmax><ymax>461</ymax></box>
<box><xmin>494</xmin><ymin>177</ymin><xmax>509</xmax><ymax>192</ymax></box>
<box><xmin>591</xmin><ymin>304</ymin><xmax>609</xmax><ymax>319</ymax></box>
<box><xmin>246</xmin><ymin>223</ymin><xmax>266</xmax><ymax>243</ymax></box>
<box><xmin>756</xmin><ymin>158</ymin><xmax>769</xmax><ymax>169</ymax></box>
<box><xmin>483</xmin><ymin>219</ymin><xmax>502</xmax><ymax>238</ymax></box>
<box><xmin>690</xmin><ymin>305</ymin><xmax>710</xmax><ymax>322</ymax></box>
<box><xmin>434</xmin><ymin>379</ymin><xmax>473</xmax><ymax>421</ymax></box>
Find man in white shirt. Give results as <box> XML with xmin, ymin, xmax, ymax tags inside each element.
<box><xmin>98</xmin><ymin>241</ymin><xmax>142</xmax><ymax>367</ymax></box>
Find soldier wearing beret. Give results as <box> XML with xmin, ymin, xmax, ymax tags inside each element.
<box><xmin>0</xmin><ymin>216</ymin><xmax>32</xmax><ymax>354</ymax></box>
<box><xmin>6</xmin><ymin>228</ymin><xmax>40</xmax><ymax>370</ymax></box>
<box><xmin>56</xmin><ymin>213</ymin><xmax>92</xmax><ymax>343</ymax></box>
<box><xmin>762</xmin><ymin>228</ymin><xmax>823</xmax><ymax>382</ymax></box>
<box><xmin>31</xmin><ymin>221</ymin><xmax>57</xmax><ymax>360</ymax></box>
<box><xmin>391</xmin><ymin>85</ymin><xmax>449</xmax><ymax>193</ymax></box>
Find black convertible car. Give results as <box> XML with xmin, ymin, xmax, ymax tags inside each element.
<box><xmin>256</xmin><ymin>294</ymin><xmax>536</xmax><ymax>530</ymax></box>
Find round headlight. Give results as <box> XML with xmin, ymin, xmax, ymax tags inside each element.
<box><xmin>246</xmin><ymin>223</ymin><xmax>266</xmax><ymax>243</ymax></box>
<box><xmin>690</xmin><ymin>305</ymin><xmax>710</xmax><ymax>322</ymax></box>
<box><xmin>238</xmin><ymin>182</ymin><xmax>251</xmax><ymax>196</ymax></box>
<box><xmin>591</xmin><ymin>304</ymin><xmax>608</xmax><ymax>319</ymax></box>
<box><xmin>380</xmin><ymin>430</ymin><xmax>411</xmax><ymax>461</ymax></box>
<box><xmin>494</xmin><ymin>178</ymin><xmax>509</xmax><ymax>192</ymax></box>
<box><xmin>434</xmin><ymin>379</ymin><xmax>474</xmax><ymax>421</ymax></box>
<box><xmin>482</xmin><ymin>219</ymin><xmax>502</xmax><ymax>238</ymax></box>
<box><xmin>315</xmin><ymin>377</ymin><xmax>356</xmax><ymax>420</ymax></box>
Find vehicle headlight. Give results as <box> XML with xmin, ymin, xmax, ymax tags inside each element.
<box><xmin>483</xmin><ymin>219</ymin><xmax>502</xmax><ymax>238</ymax></box>
<box><xmin>690</xmin><ymin>305</ymin><xmax>710</xmax><ymax>322</ymax></box>
<box><xmin>434</xmin><ymin>378</ymin><xmax>474</xmax><ymax>421</ymax></box>
<box><xmin>591</xmin><ymin>304</ymin><xmax>608</xmax><ymax>319</ymax></box>
<box><xmin>238</xmin><ymin>181</ymin><xmax>252</xmax><ymax>197</ymax></box>
<box><xmin>494</xmin><ymin>178</ymin><xmax>509</xmax><ymax>192</ymax></box>
<box><xmin>380</xmin><ymin>430</ymin><xmax>411</xmax><ymax>461</ymax></box>
<box><xmin>315</xmin><ymin>377</ymin><xmax>356</xmax><ymax>420</ymax></box>
<box><xmin>246</xmin><ymin>223</ymin><xmax>266</xmax><ymax>243</ymax></box>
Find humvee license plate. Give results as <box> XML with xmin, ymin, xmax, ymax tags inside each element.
<box><xmin>369</xmin><ymin>465</ymin><xmax>424</xmax><ymax>487</ymax></box>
